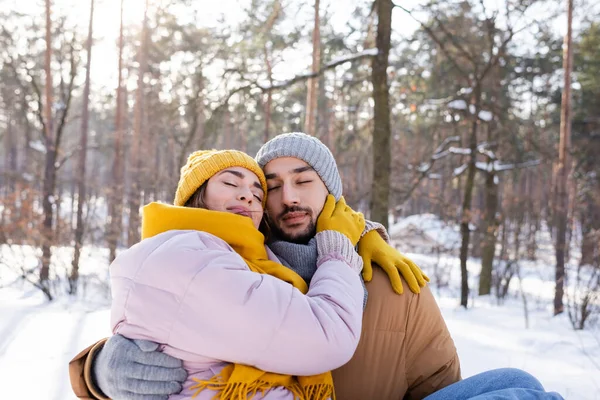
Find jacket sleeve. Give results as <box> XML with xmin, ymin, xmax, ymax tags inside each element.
<box><xmin>111</xmin><ymin>231</ymin><xmax>365</xmax><ymax>377</ymax></box>
<box><xmin>362</xmin><ymin>219</ymin><xmax>390</xmax><ymax>241</ymax></box>
<box><xmin>168</xmin><ymin>246</ymin><xmax>364</xmax><ymax>376</ymax></box>
<box><xmin>68</xmin><ymin>338</ymin><xmax>110</xmax><ymax>400</ymax></box>
<box><xmin>403</xmin><ymin>284</ymin><xmax>461</xmax><ymax>400</ymax></box>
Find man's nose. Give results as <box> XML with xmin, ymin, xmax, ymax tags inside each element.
<box><xmin>281</xmin><ymin>184</ymin><xmax>299</xmax><ymax>205</ymax></box>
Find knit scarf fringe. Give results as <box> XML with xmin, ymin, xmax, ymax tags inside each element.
<box><xmin>190</xmin><ymin>374</ymin><xmax>334</xmax><ymax>400</ymax></box>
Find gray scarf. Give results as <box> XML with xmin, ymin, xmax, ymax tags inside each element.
<box><xmin>269</xmin><ymin>238</ymin><xmax>368</xmax><ymax>306</ymax></box>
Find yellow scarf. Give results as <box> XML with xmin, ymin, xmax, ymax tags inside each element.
<box><xmin>142</xmin><ymin>202</ymin><xmax>335</xmax><ymax>400</ymax></box>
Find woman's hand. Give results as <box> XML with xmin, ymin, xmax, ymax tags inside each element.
<box><xmin>317</xmin><ymin>195</ymin><xmax>365</xmax><ymax>246</ymax></box>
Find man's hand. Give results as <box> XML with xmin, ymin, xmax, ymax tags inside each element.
<box><xmin>317</xmin><ymin>195</ymin><xmax>365</xmax><ymax>246</ymax></box>
<box><xmin>358</xmin><ymin>230</ymin><xmax>429</xmax><ymax>294</ymax></box>
<box><xmin>93</xmin><ymin>334</ymin><xmax>187</xmax><ymax>400</ymax></box>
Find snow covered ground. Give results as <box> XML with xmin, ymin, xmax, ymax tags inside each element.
<box><xmin>0</xmin><ymin>216</ymin><xmax>598</xmax><ymax>399</ymax></box>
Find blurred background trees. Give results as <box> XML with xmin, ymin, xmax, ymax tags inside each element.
<box><xmin>0</xmin><ymin>0</ymin><xmax>598</xmax><ymax>327</ymax></box>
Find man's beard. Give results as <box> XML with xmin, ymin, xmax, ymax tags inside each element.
<box><xmin>268</xmin><ymin>205</ymin><xmax>317</xmax><ymax>244</ymax></box>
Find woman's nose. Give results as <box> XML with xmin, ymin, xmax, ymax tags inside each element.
<box><xmin>238</xmin><ymin>187</ymin><xmax>254</xmax><ymax>202</ymax></box>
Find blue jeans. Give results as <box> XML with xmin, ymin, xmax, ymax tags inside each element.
<box><xmin>423</xmin><ymin>368</ymin><xmax>565</xmax><ymax>400</ymax></box>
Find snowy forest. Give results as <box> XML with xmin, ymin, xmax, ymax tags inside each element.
<box><xmin>0</xmin><ymin>0</ymin><xmax>599</xmax><ymax>398</ymax></box>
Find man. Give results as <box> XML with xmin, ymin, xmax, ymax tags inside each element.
<box><xmin>70</xmin><ymin>133</ymin><xmax>561</xmax><ymax>400</ymax></box>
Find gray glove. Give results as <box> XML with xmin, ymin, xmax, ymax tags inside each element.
<box><xmin>316</xmin><ymin>230</ymin><xmax>364</xmax><ymax>274</ymax></box>
<box><xmin>92</xmin><ymin>334</ymin><xmax>187</xmax><ymax>400</ymax></box>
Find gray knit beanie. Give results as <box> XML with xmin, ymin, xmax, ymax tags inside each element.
<box><xmin>256</xmin><ymin>132</ymin><xmax>342</xmax><ymax>200</ymax></box>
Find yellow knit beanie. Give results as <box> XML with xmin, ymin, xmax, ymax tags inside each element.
<box><xmin>174</xmin><ymin>149</ymin><xmax>268</xmax><ymax>207</ymax></box>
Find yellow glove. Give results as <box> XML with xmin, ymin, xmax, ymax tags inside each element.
<box><xmin>358</xmin><ymin>230</ymin><xmax>430</xmax><ymax>294</ymax></box>
<box><xmin>317</xmin><ymin>195</ymin><xmax>366</xmax><ymax>246</ymax></box>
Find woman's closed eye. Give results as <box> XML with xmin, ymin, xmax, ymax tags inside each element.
<box><xmin>224</xmin><ymin>182</ymin><xmax>237</xmax><ymax>187</ymax></box>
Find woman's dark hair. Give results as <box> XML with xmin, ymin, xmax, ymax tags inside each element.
<box><xmin>183</xmin><ymin>182</ymin><xmax>208</xmax><ymax>209</ymax></box>
<box><xmin>259</xmin><ymin>217</ymin><xmax>271</xmax><ymax>240</ymax></box>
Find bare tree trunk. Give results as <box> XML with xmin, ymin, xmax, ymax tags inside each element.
<box><xmin>513</xmin><ymin>207</ymin><xmax>524</xmax><ymax>264</ymax></box>
<box><xmin>525</xmin><ymin>171</ymin><xmax>539</xmax><ymax>260</ymax></box>
<box><xmin>566</xmin><ymin>174</ymin><xmax>577</xmax><ymax>262</ymax></box>
<box><xmin>472</xmin><ymin>183</ymin><xmax>486</xmax><ymax>258</ymax></box>
<box><xmin>459</xmin><ymin>168</ymin><xmax>475</xmax><ymax>308</ymax></box>
<box><xmin>3</xmin><ymin>113</ymin><xmax>15</xmax><ymax>194</ymax></box>
<box><xmin>127</xmin><ymin>0</ymin><xmax>149</xmax><ymax>247</ymax></box>
<box><xmin>321</xmin><ymin>81</ymin><xmax>333</xmax><ymax>147</ymax></box>
<box><xmin>18</xmin><ymin>106</ymin><xmax>34</xmax><ymax>242</ymax></box>
<box><xmin>479</xmin><ymin>170</ymin><xmax>499</xmax><ymax>295</ymax></box>
<box><xmin>553</xmin><ymin>0</ymin><xmax>573</xmax><ymax>316</ymax></box>
<box><xmin>108</xmin><ymin>0</ymin><xmax>125</xmax><ymax>263</ymax></box>
<box><xmin>304</xmin><ymin>0</ymin><xmax>320</xmax><ymax>136</ymax></box>
<box><xmin>70</xmin><ymin>0</ymin><xmax>94</xmax><ymax>294</ymax></box>
<box><xmin>459</xmin><ymin>88</ymin><xmax>481</xmax><ymax>308</ymax></box>
<box><xmin>144</xmin><ymin>107</ymin><xmax>155</xmax><ymax>202</ymax></box>
<box><xmin>494</xmin><ymin>215</ymin><xmax>508</xmax><ymax>301</ymax></box>
<box><xmin>40</xmin><ymin>0</ymin><xmax>55</xmax><ymax>300</ymax></box>
<box><xmin>224</xmin><ymin>108</ymin><xmax>232</xmax><ymax>149</ymax></box>
<box><xmin>194</xmin><ymin>90</ymin><xmax>206</xmax><ymax>150</ymax></box>
<box><xmin>70</xmin><ymin>172</ymin><xmax>77</xmax><ymax>227</ymax></box>
<box><xmin>240</xmin><ymin>109</ymin><xmax>248</xmax><ymax>153</ymax></box>
<box><xmin>0</xmin><ymin>113</ymin><xmax>15</xmax><ymax>244</ymax></box>
<box><xmin>55</xmin><ymin>186</ymin><xmax>64</xmax><ymax>244</ymax></box>
<box><xmin>370</xmin><ymin>0</ymin><xmax>393</xmax><ymax>228</ymax></box>
<box><xmin>580</xmin><ymin>198</ymin><xmax>600</xmax><ymax>265</ymax></box>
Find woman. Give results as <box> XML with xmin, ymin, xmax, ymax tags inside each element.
<box><xmin>110</xmin><ymin>149</ymin><xmax>366</xmax><ymax>400</ymax></box>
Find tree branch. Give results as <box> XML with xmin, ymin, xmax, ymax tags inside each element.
<box><xmin>260</xmin><ymin>49</ymin><xmax>378</xmax><ymax>91</ymax></box>
<box><xmin>211</xmin><ymin>49</ymin><xmax>378</xmax><ymax>110</ymax></box>
<box><xmin>393</xmin><ymin>2</ymin><xmax>470</xmax><ymax>80</ymax></box>
<box><xmin>25</xmin><ymin>68</ymin><xmax>48</xmax><ymax>140</ymax></box>
<box><xmin>393</xmin><ymin>135</ymin><xmax>462</xmax><ymax>203</ymax></box>
<box><xmin>55</xmin><ymin>144</ymin><xmax>103</xmax><ymax>170</ymax></box>
<box><xmin>432</xmin><ymin>14</ymin><xmax>477</xmax><ymax>65</ymax></box>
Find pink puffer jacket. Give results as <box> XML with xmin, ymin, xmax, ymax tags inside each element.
<box><xmin>110</xmin><ymin>230</ymin><xmax>364</xmax><ymax>399</ymax></box>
